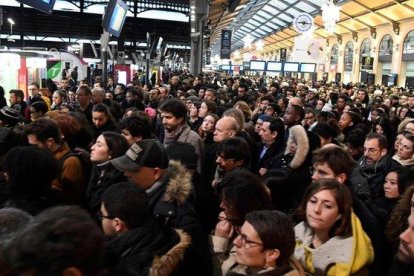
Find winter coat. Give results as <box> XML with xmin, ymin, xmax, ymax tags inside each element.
<box><xmin>224</xmin><ymin>257</ymin><xmax>305</xmax><ymax>276</ymax></box>
<box><xmin>148</xmin><ymin>160</ymin><xmax>212</xmax><ymax>276</ymax></box>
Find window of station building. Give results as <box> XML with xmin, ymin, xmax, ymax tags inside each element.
<box><xmin>379</xmin><ymin>35</ymin><xmax>393</xmax><ymax>56</ymax></box>
<box><xmin>403</xmin><ymin>31</ymin><xmax>414</xmax><ymax>56</ymax></box>
<box><xmin>331</xmin><ymin>44</ymin><xmax>339</xmax><ymax>65</ymax></box>
<box><xmin>344</xmin><ymin>41</ymin><xmax>354</xmax><ymax>72</ymax></box>
<box><xmin>360</xmin><ymin>38</ymin><xmax>371</xmax><ymax>57</ymax></box>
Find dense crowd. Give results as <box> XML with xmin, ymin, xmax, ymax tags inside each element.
<box><xmin>0</xmin><ymin>70</ymin><xmax>413</xmax><ymax>275</ymax></box>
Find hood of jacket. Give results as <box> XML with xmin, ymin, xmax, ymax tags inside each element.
<box><xmin>285</xmin><ymin>125</ymin><xmax>309</xmax><ymax>169</ymax></box>
<box><xmin>162</xmin><ymin>160</ymin><xmax>193</xmax><ymax>206</ymax></box>
<box><xmin>150</xmin><ymin>229</ymin><xmax>191</xmax><ymax>275</ymax></box>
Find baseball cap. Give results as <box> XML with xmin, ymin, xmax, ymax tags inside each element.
<box><xmin>111</xmin><ymin>139</ymin><xmax>169</xmax><ymax>171</ymax></box>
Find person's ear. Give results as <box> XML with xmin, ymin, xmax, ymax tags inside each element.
<box><xmin>265</xmin><ymin>249</ymin><xmax>280</xmax><ymax>266</ymax></box>
<box><xmin>336</xmin><ymin>173</ymin><xmax>347</xmax><ymax>185</ymax></box>
<box><xmin>153</xmin><ymin>167</ymin><xmax>163</xmax><ymax>182</ymax></box>
<box><xmin>113</xmin><ymin>218</ymin><xmax>126</xmax><ymax>233</ymax></box>
<box><xmin>381</xmin><ymin>148</ymin><xmax>387</xmax><ymax>157</ymax></box>
<box><xmin>234</xmin><ymin>159</ymin><xmax>244</xmax><ymax>168</ymax></box>
<box><xmin>271</xmin><ymin>131</ymin><xmax>277</xmax><ymax>140</ymax></box>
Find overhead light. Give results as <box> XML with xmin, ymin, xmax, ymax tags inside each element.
<box><xmin>8</xmin><ymin>18</ymin><xmax>15</xmax><ymax>25</ymax></box>
<box><xmin>321</xmin><ymin>0</ymin><xmax>340</xmax><ymax>33</ymax></box>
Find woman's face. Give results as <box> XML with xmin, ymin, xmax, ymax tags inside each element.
<box><xmin>316</xmin><ymin>100</ymin><xmax>324</xmax><ymax>110</ymax></box>
<box><xmin>306</xmin><ymin>189</ymin><xmax>340</xmax><ymax>234</ymax></box>
<box><xmin>190</xmin><ymin>104</ymin><xmax>198</xmax><ymax>117</ymax></box>
<box><xmin>90</xmin><ymin>135</ymin><xmax>111</xmax><ymax>163</ymax></box>
<box><xmin>30</xmin><ymin>107</ymin><xmax>43</xmax><ymax>122</ymax></box>
<box><xmin>398</xmin><ymin>137</ymin><xmax>414</xmax><ymax>160</ymax></box>
<box><xmin>233</xmin><ymin>221</ymin><xmax>268</xmax><ymax>268</ymax></box>
<box><xmin>395</xmin><ymin>134</ymin><xmax>404</xmax><ymax>151</ymax></box>
<box><xmin>92</xmin><ymin>111</ymin><xmax>109</xmax><ymax>129</ymax></box>
<box><xmin>339</xmin><ymin>113</ymin><xmax>352</xmax><ymax>130</ymax></box>
<box><xmin>52</xmin><ymin>93</ymin><xmax>62</xmax><ymax>105</ymax></box>
<box><xmin>343</xmin><ymin>105</ymin><xmax>351</xmax><ymax>113</ymax></box>
<box><xmin>384</xmin><ymin>171</ymin><xmax>399</xmax><ymax>199</ymax></box>
<box><xmin>202</xmin><ymin>115</ymin><xmax>216</xmax><ymax>132</ymax></box>
<box><xmin>198</xmin><ymin>102</ymin><xmax>209</xmax><ymax>118</ymax></box>
<box><xmin>375</xmin><ymin>124</ymin><xmax>384</xmax><ymax>135</ymax></box>
<box><xmin>400</xmin><ymin>108</ymin><xmax>409</xmax><ymax>119</ymax></box>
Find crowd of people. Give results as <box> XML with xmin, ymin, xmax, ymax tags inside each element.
<box><xmin>0</xmin><ymin>70</ymin><xmax>414</xmax><ymax>275</ymax></box>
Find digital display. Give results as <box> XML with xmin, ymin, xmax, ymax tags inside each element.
<box><xmin>283</xmin><ymin>62</ymin><xmax>299</xmax><ymax>72</ymax></box>
<box><xmin>250</xmin><ymin>61</ymin><xmax>266</xmax><ymax>71</ymax></box>
<box><xmin>102</xmin><ymin>0</ymin><xmax>128</xmax><ymax>37</ymax></box>
<box><xmin>109</xmin><ymin>3</ymin><xmax>127</xmax><ymax>32</ymax></box>
<box><xmin>267</xmin><ymin>62</ymin><xmax>282</xmax><ymax>71</ymax></box>
<box><xmin>300</xmin><ymin>63</ymin><xmax>316</xmax><ymax>73</ymax></box>
<box><xmin>222</xmin><ymin>65</ymin><xmax>230</xmax><ymax>70</ymax></box>
<box><xmin>17</xmin><ymin>0</ymin><xmax>56</xmax><ymax>14</ymax></box>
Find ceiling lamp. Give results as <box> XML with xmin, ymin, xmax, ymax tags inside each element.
<box><xmin>321</xmin><ymin>0</ymin><xmax>341</xmax><ymax>34</ymax></box>
<box><xmin>243</xmin><ymin>34</ymin><xmax>253</xmax><ymax>48</ymax></box>
<box><xmin>233</xmin><ymin>50</ymin><xmax>240</xmax><ymax>58</ymax></box>
<box><xmin>255</xmin><ymin>40</ymin><xmax>264</xmax><ymax>51</ymax></box>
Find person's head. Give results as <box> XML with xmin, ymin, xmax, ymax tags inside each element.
<box><xmin>52</xmin><ymin>90</ymin><xmax>67</xmax><ymax>106</ymax></box>
<box><xmin>76</xmin><ymin>85</ymin><xmax>92</xmax><ymax>107</ymax></box>
<box><xmin>111</xmin><ymin>139</ymin><xmax>169</xmax><ymax>189</ymax></box>
<box><xmin>336</xmin><ymin>94</ymin><xmax>347</xmax><ymax>109</ymax></box>
<box><xmin>235</xmin><ymin>101</ymin><xmax>253</xmax><ymax>121</ymax></box>
<box><xmin>159</xmin><ymin>98</ymin><xmax>187</xmax><ymax>132</ymax></box>
<box><xmin>397</xmin><ymin>132</ymin><xmax>414</xmax><ymax>161</ymax></box>
<box><xmin>363</xmin><ymin>132</ymin><xmax>388</xmax><ymax>165</ymax></box>
<box><xmin>283</xmin><ymin>105</ymin><xmax>304</xmax><ymax>127</ymax></box>
<box><xmin>100</xmin><ymin>182</ymin><xmax>152</xmax><ymax>237</ymax></box>
<box><xmin>345</xmin><ymin>129</ymin><xmax>366</xmax><ymax>160</ymax></box>
<box><xmin>6</xmin><ymin>206</ymin><xmax>105</xmax><ymax>275</ymax></box>
<box><xmin>234</xmin><ymin>210</ymin><xmax>295</xmax><ymax>270</ymax></box>
<box><xmin>312</xmin><ymin>145</ymin><xmax>356</xmax><ymax>184</ymax></box>
<box><xmin>384</xmin><ymin>167</ymin><xmax>414</xmax><ymax>199</ymax></box>
<box><xmin>405</xmin><ymin>121</ymin><xmax>414</xmax><ymax>135</ymax></box>
<box><xmin>199</xmin><ymin>100</ymin><xmax>217</xmax><ymax>118</ymax></box>
<box><xmin>148</xmin><ymin>88</ymin><xmax>160</xmax><ymax>102</ymax></box>
<box><xmin>0</xmin><ymin>106</ymin><xmax>20</xmax><ymax>127</ymax></box>
<box><xmin>216</xmin><ymin>137</ymin><xmax>250</xmax><ymax>172</ymax></box>
<box><xmin>303</xmin><ymin>108</ymin><xmax>316</xmax><ymax>127</ymax></box>
<box><xmin>238</xmin><ymin>84</ymin><xmax>248</xmax><ymax>97</ymax></box>
<box><xmin>90</xmin><ymin>132</ymin><xmax>129</xmax><ymax>164</ymax></box>
<box><xmin>312</xmin><ymin>123</ymin><xmax>338</xmax><ymax>147</ymax></box>
<box><xmin>298</xmin><ymin>179</ymin><xmax>352</xmax><ymax>237</ymax></box>
<box><xmin>30</xmin><ymin>101</ymin><xmax>48</xmax><ymax>122</ymax></box>
<box><xmin>0</xmin><ymin>208</ymin><xmax>32</xmax><ymax>250</ymax></box>
<box><xmin>24</xmin><ymin>119</ymin><xmax>61</xmax><ymax>150</ymax></box>
<box><xmin>125</xmin><ymin>88</ymin><xmax>143</xmax><ymax>103</ymax></box>
<box><xmin>217</xmin><ymin>169</ymin><xmax>272</xmax><ymax>226</ymax></box>
<box><xmin>9</xmin><ymin>89</ymin><xmax>24</xmax><ymax>105</ymax></box>
<box><xmin>92</xmin><ymin>103</ymin><xmax>112</xmax><ymax>129</ymax></box>
<box><xmin>339</xmin><ymin>111</ymin><xmax>361</xmax><ymax>130</ymax></box>
<box><xmin>105</xmin><ymin>92</ymin><xmax>114</xmax><ymax>100</ymax></box>
<box><xmin>118</xmin><ymin>115</ymin><xmax>152</xmax><ymax>146</ymax></box>
<box><xmin>28</xmin><ymin>82</ymin><xmax>40</xmax><ymax>97</ymax></box>
<box><xmin>204</xmin><ymin>88</ymin><xmax>217</xmax><ymax>101</ymax></box>
<box><xmin>214</xmin><ymin>116</ymin><xmax>239</xmax><ymax>142</ymax></box>
<box><xmin>115</xmin><ymin>83</ymin><xmax>126</xmax><ymax>95</ymax></box>
<box><xmin>201</xmin><ymin>113</ymin><xmax>219</xmax><ymax>133</ymax></box>
<box><xmin>60</xmin><ymin>78</ymin><xmax>69</xmax><ymax>89</ymax></box>
<box><xmin>397</xmin><ymin>212</ymin><xmax>414</xmax><ymax>265</ymax></box>
<box><xmin>316</xmin><ymin>99</ymin><xmax>325</xmax><ymax>111</ymax></box>
<box><xmin>91</xmin><ymin>88</ymin><xmax>105</xmax><ymax>104</ymax></box>
<box><xmin>259</xmin><ymin>117</ymin><xmax>284</xmax><ymax>147</ymax></box>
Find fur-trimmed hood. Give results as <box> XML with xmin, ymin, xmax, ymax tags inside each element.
<box><xmin>150</xmin><ymin>229</ymin><xmax>191</xmax><ymax>276</ymax></box>
<box><xmin>285</xmin><ymin>125</ymin><xmax>309</xmax><ymax>169</ymax></box>
<box><xmin>162</xmin><ymin>160</ymin><xmax>193</xmax><ymax>206</ymax></box>
<box><xmin>398</xmin><ymin>118</ymin><xmax>414</xmax><ymax>133</ymax></box>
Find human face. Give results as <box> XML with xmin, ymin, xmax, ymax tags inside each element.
<box><xmin>306</xmin><ymin>189</ymin><xmax>340</xmax><ymax>234</ymax></box>
<box><xmin>27</xmin><ymin>134</ymin><xmax>48</xmax><ymax>149</ymax></box>
<box><xmin>198</xmin><ymin>102</ymin><xmax>209</xmax><ymax>118</ymax></box>
<box><xmin>316</xmin><ymin>100</ymin><xmax>324</xmax><ymax>110</ymax></box>
<box><xmin>106</xmin><ymin>92</ymin><xmax>113</xmax><ymax>100</ymax></box>
<box><xmin>408</xmin><ymin>97</ymin><xmax>414</xmax><ymax>108</ymax></box>
<box><xmin>363</xmin><ymin>138</ymin><xmax>384</xmax><ymax>165</ymax></box>
<box><xmin>159</xmin><ymin>88</ymin><xmax>168</xmax><ymax>99</ymax></box>
<box><xmin>68</xmin><ymin>91</ymin><xmax>76</xmax><ymax>101</ymax></box>
<box><xmin>397</xmin><ymin>213</ymin><xmax>414</xmax><ymax>265</ymax></box>
<box><xmin>202</xmin><ymin>115</ymin><xmax>216</xmax><ymax>132</ymax></box>
<box><xmin>28</xmin><ymin>85</ymin><xmax>39</xmax><ymax>97</ymax></box>
<box><xmin>259</xmin><ymin>122</ymin><xmax>276</xmax><ymax>146</ymax></box>
<box><xmin>357</xmin><ymin>91</ymin><xmax>366</xmax><ymax>101</ymax></box>
<box><xmin>400</xmin><ymin>108</ymin><xmax>409</xmax><ymax>120</ymax></box>
<box><xmin>303</xmin><ymin>112</ymin><xmax>315</xmax><ymax>127</ymax></box>
<box><xmin>214</xmin><ymin>118</ymin><xmax>234</xmax><ymax>142</ymax></box>
<box><xmin>384</xmin><ymin>171</ymin><xmax>399</xmax><ymax>199</ymax></box>
<box><xmin>92</xmin><ymin>112</ymin><xmax>109</xmax><ymax>129</ymax></box>
<box><xmin>90</xmin><ymin>135</ymin><xmax>111</xmax><ymax>163</ymax></box>
<box><xmin>283</xmin><ymin>106</ymin><xmax>297</xmax><ymax>127</ymax></box>
<box><xmin>115</xmin><ymin>85</ymin><xmax>124</xmax><ymax>95</ymax></box>
<box><xmin>76</xmin><ymin>90</ymin><xmax>90</xmax><ymax>106</ymax></box>
<box><xmin>189</xmin><ymin>104</ymin><xmax>198</xmax><ymax>118</ymax></box>
<box><xmin>9</xmin><ymin>93</ymin><xmax>18</xmax><ymax>105</ymax></box>
<box><xmin>395</xmin><ymin>133</ymin><xmax>404</xmax><ymax>151</ymax></box>
<box><xmin>126</xmin><ymin>92</ymin><xmax>134</xmax><ymax>103</ymax></box>
<box><xmin>400</xmin><ymin>95</ymin><xmax>408</xmax><ymax>106</ymax></box>
<box><xmin>405</xmin><ymin>122</ymin><xmax>414</xmax><ymax>135</ymax></box>
<box><xmin>234</xmin><ymin>221</ymin><xmax>268</xmax><ymax>268</ymax></box>
<box><xmin>255</xmin><ymin>119</ymin><xmax>264</xmax><ymax>133</ymax></box>
<box><xmin>336</xmin><ymin>98</ymin><xmax>346</xmax><ymax>109</ymax></box>
<box><xmin>216</xmin><ymin>153</ymin><xmax>240</xmax><ymax>172</ymax></box>
<box><xmin>398</xmin><ymin>137</ymin><xmax>414</xmax><ymax>160</ymax></box>
<box><xmin>204</xmin><ymin>91</ymin><xmax>215</xmax><ymax>101</ymax></box>
<box><xmin>100</xmin><ymin>203</ymin><xmax>116</xmax><ymax>237</ymax></box>
<box><xmin>311</xmin><ymin>162</ymin><xmax>341</xmax><ymax>183</ymax></box>
<box><xmin>30</xmin><ymin>107</ymin><xmax>43</xmax><ymax>122</ymax></box>
<box><xmin>238</xmin><ymin>87</ymin><xmax>246</xmax><ymax>97</ymax></box>
<box><xmin>198</xmin><ymin>89</ymin><xmax>205</xmax><ymax>99</ymax></box>
<box><xmin>52</xmin><ymin>92</ymin><xmax>62</xmax><ymax>105</ymax></box>
<box><xmin>259</xmin><ymin>100</ymin><xmax>269</xmax><ymax>111</ymax></box>
<box><xmin>149</xmin><ymin>89</ymin><xmax>159</xmax><ymax>102</ymax></box>
<box><xmin>339</xmin><ymin>113</ymin><xmax>352</xmax><ymax>130</ymax></box>
<box><xmin>121</xmin><ymin>128</ymin><xmax>140</xmax><ymax>146</ymax></box>
<box><xmin>60</xmin><ymin>79</ymin><xmax>69</xmax><ymax>89</ymax></box>
<box><xmin>124</xmin><ymin>166</ymin><xmax>155</xmax><ymax>189</ymax></box>
<box><xmin>161</xmin><ymin>111</ymin><xmax>183</xmax><ymax>132</ymax></box>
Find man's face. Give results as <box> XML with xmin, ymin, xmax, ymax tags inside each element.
<box><xmin>9</xmin><ymin>93</ymin><xmax>18</xmax><ymax>105</ymax></box>
<box><xmin>161</xmin><ymin>111</ymin><xmax>183</xmax><ymax>132</ymax></box>
<box><xmin>100</xmin><ymin>203</ymin><xmax>116</xmax><ymax>237</ymax></box>
<box><xmin>357</xmin><ymin>91</ymin><xmax>366</xmax><ymax>101</ymax></box>
<box><xmin>216</xmin><ymin>152</ymin><xmax>241</xmax><ymax>172</ymax></box>
<box><xmin>406</xmin><ymin>123</ymin><xmax>414</xmax><ymax>135</ymax></box>
<box><xmin>28</xmin><ymin>85</ymin><xmax>40</xmax><ymax>97</ymax></box>
<box><xmin>60</xmin><ymin>79</ymin><xmax>69</xmax><ymax>89</ymax></box>
<box><xmin>259</xmin><ymin>100</ymin><xmax>269</xmax><ymax>111</ymax></box>
<box><xmin>204</xmin><ymin>91</ymin><xmax>215</xmax><ymax>101</ymax></box>
<box><xmin>400</xmin><ymin>95</ymin><xmax>408</xmax><ymax>105</ymax></box>
<box><xmin>149</xmin><ymin>89</ymin><xmax>160</xmax><ymax>102</ymax></box>
<box><xmin>27</xmin><ymin>134</ymin><xmax>48</xmax><ymax>149</ymax></box>
<box><xmin>303</xmin><ymin>112</ymin><xmax>315</xmax><ymax>127</ymax></box>
<box><xmin>238</xmin><ymin>87</ymin><xmax>246</xmax><ymax>97</ymax></box>
<box><xmin>408</xmin><ymin>97</ymin><xmax>414</xmax><ymax>108</ymax></box>
<box><xmin>115</xmin><ymin>85</ymin><xmax>124</xmax><ymax>95</ymax></box>
<box><xmin>259</xmin><ymin>122</ymin><xmax>276</xmax><ymax>146</ymax></box>
<box><xmin>397</xmin><ymin>213</ymin><xmax>414</xmax><ymax>265</ymax></box>
<box><xmin>124</xmin><ymin>166</ymin><xmax>156</xmax><ymax>189</ymax></box>
<box><xmin>126</xmin><ymin>92</ymin><xmax>134</xmax><ymax>103</ymax></box>
<box><xmin>76</xmin><ymin>90</ymin><xmax>90</xmax><ymax>106</ymax></box>
<box><xmin>336</xmin><ymin>97</ymin><xmax>346</xmax><ymax>109</ymax></box>
<box><xmin>159</xmin><ymin>88</ymin><xmax>168</xmax><ymax>99</ymax></box>
<box><xmin>312</xmin><ymin>162</ymin><xmax>345</xmax><ymax>184</ymax></box>
<box><xmin>283</xmin><ymin>106</ymin><xmax>298</xmax><ymax>127</ymax></box>
<box><xmin>92</xmin><ymin>112</ymin><xmax>108</xmax><ymax>129</ymax></box>
<box><xmin>171</xmin><ymin>77</ymin><xmax>179</xmax><ymax>86</ymax></box>
<box><xmin>363</xmin><ymin>138</ymin><xmax>385</xmax><ymax>165</ymax></box>
<box><xmin>214</xmin><ymin>118</ymin><xmax>235</xmax><ymax>142</ymax></box>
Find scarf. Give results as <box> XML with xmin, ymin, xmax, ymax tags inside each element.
<box><xmin>163</xmin><ymin>123</ymin><xmax>187</xmax><ymax>147</ymax></box>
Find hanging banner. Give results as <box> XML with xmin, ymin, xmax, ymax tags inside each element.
<box><xmin>220</xmin><ymin>30</ymin><xmax>232</xmax><ymax>59</ymax></box>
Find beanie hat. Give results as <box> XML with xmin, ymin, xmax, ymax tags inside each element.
<box><xmin>0</xmin><ymin>106</ymin><xmax>20</xmax><ymax>126</ymax></box>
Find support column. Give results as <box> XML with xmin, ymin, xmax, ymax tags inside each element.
<box><xmin>190</xmin><ymin>0</ymin><xmax>208</xmax><ymax>75</ymax></box>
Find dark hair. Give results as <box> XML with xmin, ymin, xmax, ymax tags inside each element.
<box><xmin>313</xmin><ymin>145</ymin><xmax>356</xmax><ymax>177</ymax></box>
<box><xmin>117</xmin><ymin>116</ymin><xmax>151</xmax><ymax>139</ymax></box>
<box><xmin>203</xmin><ymin>99</ymin><xmax>217</xmax><ymax>114</ymax></box>
<box><xmin>346</xmin><ymin>129</ymin><xmax>366</xmax><ymax>149</ymax></box>
<box><xmin>387</xmin><ymin>167</ymin><xmax>414</xmax><ymax>197</ymax></box>
<box><xmin>159</xmin><ymin>98</ymin><xmax>187</xmax><ymax>119</ymax></box>
<box><xmin>102</xmin><ymin>182</ymin><xmax>152</xmax><ymax>229</ymax></box>
<box><xmin>297</xmin><ymin>179</ymin><xmax>352</xmax><ymax>237</ymax></box>
<box><xmin>245</xmin><ymin>210</ymin><xmax>295</xmax><ymax>266</ymax></box>
<box><xmin>217</xmin><ymin>169</ymin><xmax>272</xmax><ymax>226</ymax></box>
<box><xmin>77</xmin><ymin>85</ymin><xmax>92</xmax><ymax>97</ymax></box>
<box><xmin>24</xmin><ymin>118</ymin><xmax>61</xmax><ymax>144</ymax></box>
<box><xmin>31</xmin><ymin>101</ymin><xmax>48</xmax><ymax>115</ymax></box>
<box><xmin>53</xmin><ymin>115</ymin><xmax>82</xmax><ymax>149</ymax></box>
<box><xmin>9</xmin><ymin>89</ymin><xmax>24</xmax><ymax>101</ymax></box>
<box><xmin>216</xmin><ymin>137</ymin><xmax>250</xmax><ymax>166</ymax></box>
<box><xmin>265</xmin><ymin>117</ymin><xmax>285</xmax><ymax>146</ymax></box>
<box><xmin>53</xmin><ymin>89</ymin><xmax>68</xmax><ymax>101</ymax></box>
<box><xmin>365</xmin><ymin>132</ymin><xmax>388</xmax><ymax>150</ymax></box>
<box><xmin>126</xmin><ymin>87</ymin><xmax>144</xmax><ymax>101</ymax></box>
<box><xmin>0</xmin><ymin>208</ymin><xmax>32</xmax><ymax>249</ymax></box>
<box><xmin>289</xmin><ymin>104</ymin><xmax>305</xmax><ymax>122</ymax></box>
<box><xmin>101</xmin><ymin>131</ymin><xmax>129</xmax><ymax>159</ymax></box>
<box><xmin>6</xmin><ymin>206</ymin><xmax>105</xmax><ymax>275</ymax></box>
<box><xmin>312</xmin><ymin>122</ymin><xmax>338</xmax><ymax>140</ymax></box>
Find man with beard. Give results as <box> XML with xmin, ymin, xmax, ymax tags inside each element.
<box><xmin>389</xmin><ymin>213</ymin><xmax>414</xmax><ymax>275</ymax></box>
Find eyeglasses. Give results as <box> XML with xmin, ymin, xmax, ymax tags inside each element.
<box><xmin>235</xmin><ymin>228</ymin><xmax>264</xmax><ymax>248</ymax></box>
<box><xmin>96</xmin><ymin>212</ymin><xmax>114</xmax><ymax>221</ymax></box>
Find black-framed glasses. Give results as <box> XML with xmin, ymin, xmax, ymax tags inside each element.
<box><xmin>235</xmin><ymin>228</ymin><xmax>264</xmax><ymax>249</ymax></box>
<box><xmin>96</xmin><ymin>212</ymin><xmax>114</xmax><ymax>221</ymax></box>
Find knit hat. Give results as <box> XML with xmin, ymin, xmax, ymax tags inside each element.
<box><xmin>111</xmin><ymin>139</ymin><xmax>169</xmax><ymax>171</ymax></box>
<box><xmin>0</xmin><ymin>106</ymin><xmax>20</xmax><ymax>126</ymax></box>
<box><xmin>165</xmin><ymin>141</ymin><xmax>198</xmax><ymax>170</ymax></box>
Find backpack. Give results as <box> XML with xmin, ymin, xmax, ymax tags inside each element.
<box><xmin>57</xmin><ymin>148</ymin><xmax>92</xmax><ymax>182</ymax></box>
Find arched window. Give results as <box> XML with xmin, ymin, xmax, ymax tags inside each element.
<box><xmin>331</xmin><ymin>44</ymin><xmax>339</xmax><ymax>64</ymax></box>
<box><xmin>344</xmin><ymin>41</ymin><xmax>354</xmax><ymax>71</ymax></box>
<box><xmin>403</xmin><ymin>31</ymin><xmax>414</xmax><ymax>54</ymax></box>
<box><xmin>379</xmin><ymin>34</ymin><xmax>393</xmax><ymax>56</ymax></box>
<box><xmin>360</xmin><ymin>38</ymin><xmax>371</xmax><ymax>57</ymax></box>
